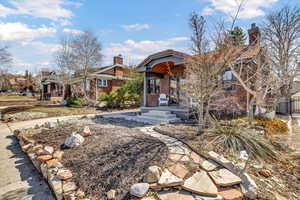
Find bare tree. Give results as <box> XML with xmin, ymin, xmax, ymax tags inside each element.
<box><xmin>0</xmin><ymin>45</ymin><xmax>12</xmax><ymax>90</ymax></box>
<box><xmin>262</xmin><ymin>5</ymin><xmax>300</xmax><ymax>100</ymax></box>
<box><xmin>70</xmin><ymin>31</ymin><xmax>102</xmax><ymax>98</ymax></box>
<box><xmin>55</xmin><ymin>36</ymin><xmax>74</xmax><ymax>98</ymax></box>
<box><xmin>189</xmin><ymin>12</ymin><xmax>207</xmax><ymax>54</ymax></box>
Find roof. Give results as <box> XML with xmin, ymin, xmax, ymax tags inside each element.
<box><xmin>135</xmin><ymin>49</ymin><xmax>190</xmax><ymax>72</ymax></box>
<box><xmin>135</xmin><ymin>45</ymin><xmax>261</xmax><ymax>73</ymax></box>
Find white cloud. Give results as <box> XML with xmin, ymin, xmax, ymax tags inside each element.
<box><xmin>0</xmin><ymin>22</ymin><xmax>56</xmax><ymax>41</ymax></box>
<box><xmin>0</xmin><ymin>0</ymin><xmax>79</xmax><ymax>20</ymax></box>
<box><xmin>202</xmin><ymin>7</ymin><xmax>214</xmax><ymax>16</ymax></box>
<box><xmin>121</xmin><ymin>24</ymin><xmax>151</xmax><ymax>31</ymax></box>
<box><xmin>63</xmin><ymin>28</ymin><xmax>83</xmax><ymax>35</ymax></box>
<box><xmin>201</xmin><ymin>0</ymin><xmax>278</xmax><ymax>19</ymax></box>
<box><xmin>103</xmin><ymin>37</ymin><xmax>189</xmax><ymax>65</ymax></box>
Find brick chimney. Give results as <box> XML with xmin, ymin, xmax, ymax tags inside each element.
<box><xmin>248</xmin><ymin>23</ymin><xmax>261</xmax><ymax>45</ymax></box>
<box><xmin>113</xmin><ymin>54</ymin><xmax>123</xmax><ymax>65</ymax></box>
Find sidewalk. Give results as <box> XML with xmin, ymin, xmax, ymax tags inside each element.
<box><xmin>0</xmin><ymin>123</ymin><xmax>54</xmax><ymax>200</ymax></box>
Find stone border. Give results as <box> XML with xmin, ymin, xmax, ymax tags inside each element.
<box><xmin>14</xmin><ymin>123</ymin><xmax>90</xmax><ymax>200</ymax></box>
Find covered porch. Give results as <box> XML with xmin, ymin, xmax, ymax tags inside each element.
<box><xmin>136</xmin><ymin>50</ymin><xmax>191</xmax><ymax>109</ymax></box>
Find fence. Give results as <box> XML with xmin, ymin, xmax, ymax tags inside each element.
<box><xmin>276</xmin><ymin>97</ymin><xmax>300</xmax><ymax>114</ymax></box>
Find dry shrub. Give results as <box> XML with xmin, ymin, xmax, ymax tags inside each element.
<box><xmin>255</xmin><ymin>117</ymin><xmax>288</xmax><ymax>135</ymax></box>
<box><xmin>204</xmin><ymin>120</ymin><xmax>277</xmax><ymax>160</ymax></box>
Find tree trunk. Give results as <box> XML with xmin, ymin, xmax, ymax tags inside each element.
<box><xmin>197</xmin><ymin>101</ymin><xmax>204</xmax><ymax>134</ymax></box>
<box><xmin>248</xmin><ymin>98</ymin><xmax>255</xmax><ymax>124</ymax></box>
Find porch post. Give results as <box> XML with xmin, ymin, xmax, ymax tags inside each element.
<box><xmin>143</xmin><ymin>72</ymin><xmax>147</xmax><ymax>106</ymax></box>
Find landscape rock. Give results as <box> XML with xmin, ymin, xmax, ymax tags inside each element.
<box><xmin>21</xmin><ymin>143</ymin><xmax>33</xmax><ymax>152</ymax></box>
<box><xmin>145</xmin><ymin>166</ymin><xmax>162</xmax><ymax>183</ymax></box>
<box><xmin>209</xmin><ymin>169</ymin><xmax>242</xmax><ymax>187</ymax></box>
<box><xmin>64</xmin><ymin>132</ymin><xmax>85</xmax><ymax>148</ymax></box>
<box><xmin>53</xmin><ymin>150</ymin><xmax>64</xmax><ymax>160</ymax></box>
<box><xmin>158</xmin><ymin>169</ymin><xmax>184</xmax><ymax>187</ymax></box>
<box><xmin>200</xmin><ymin>160</ymin><xmax>220</xmax><ymax>172</ymax></box>
<box><xmin>182</xmin><ymin>170</ymin><xmax>218</xmax><ymax>196</ymax></box>
<box><xmin>40</xmin><ymin>163</ymin><xmax>48</xmax><ymax>180</ymax></box>
<box><xmin>20</xmin><ymin>135</ymin><xmax>35</xmax><ymax>144</ymax></box>
<box><xmin>44</xmin><ymin>145</ymin><xmax>54</xmax><ymax>155</ymax></box>
<box><xmin>75</xmin><ymin>189</ymin><xmax>85</xmax><ymax>198</ymax></box>
<box><xmin>63</xmin><ymin>192</ymin><xmax>76</xmax><ymax>200</ymax></box>
<box><xmin>167</xmin><ymin>163</ymin><xmax>189</xmax><ymax>179</ymax></box>
<box><xmin>240</xmin><ymin>173</ymin><xmax>257</xmax><ymax>199</ymax></box>
<box><xmin>37</xmin><ymin>154</ymin><xmax>53</xmax><ymax>162</ymax></box>
<box><xmin>81</xmin><ymin>126</ymin><xmax>92</xmax><ymax>137</ymax></box>
<box><xmin>218</xmin><ymin>188</ymin><xmax>243</xmax><ymax>200</ymax></box>
<box><xmin>169</xmin><ymin>154</ymin><xmax>190</xmax><ymax>162</ymax></box>
<box><xmin>159</xmin><ymin>191</ymin><xmax>195</xmax><ymax>200</ymax></box>
<box><xmin>207</xmin><ymin>151</ymin><xmax>241</xmax><ymax>175</ymax></box>
<box><xmin>130</xmin><ymin>183</ymin><xmax>149</xmax><ymax>198</ymax></box>
<box><xmin>49</xmin><ymin>176</ymin><xmax>63</xmax><ymax>200</ymax></box>
<box><xmin>63</xmin><ymin>181</ymin><xmax>77</xmax><ymax>193</ymax></box>
<box><xmin>190</xmin><ymin>152</ymin><xmax>205</xmax><ymax>164</ymax></box>
<box><xmin>258</xmin><ymin>169</ymin><xmax>272</xmax><ymax>178</ymax></box>
<box><xmin>57</xmin><ymin>169</ymin><xmax>73</xmax><ymax>180</ymax></box>
<box><xmin>107</xmin><ymin>189</ymin><xmax>117</xmax><ymax>199</ymax></box>
<box><xmin>193</xmin><ymin>194</ymin><xmax>223</xmax><ymax>200</ymax></box>
<box><xmin>46</xmin><ymin>159</ymin><xmax>62</xmax><ymax>168</ymax></box>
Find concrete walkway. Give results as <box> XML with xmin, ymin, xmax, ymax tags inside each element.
<box><xmin>0</xmin><ymin>123</ymin><xmax>54</xmax><ymax>200</ymax></box>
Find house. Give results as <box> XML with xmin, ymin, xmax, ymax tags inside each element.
<box><xmin>135</xmin><ymin>24</ymin><xmax>261</xmax><ymax>119</ymax></box>
<box><xmin>41</xmin><ymin>55</ymin><xmax>131</xmax><ymax>102</ymax></box>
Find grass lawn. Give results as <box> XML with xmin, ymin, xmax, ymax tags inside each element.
<box><xmin>0</xmin><ymin>94</ymin><xmax>36</xmax><ymax>101</ymax></box>
<box><xmin>29</xmin><ymin>105</ymin><xmax>98</xmax><ymax>116</ymax></box>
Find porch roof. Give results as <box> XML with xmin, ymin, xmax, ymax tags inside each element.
<box><xmin>135</xmin><ymin>49</ymin><xmax>190</xmax><ymax>73</ymax></box>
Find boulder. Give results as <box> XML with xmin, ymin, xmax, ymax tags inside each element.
<box><xmin>182</xmin><ymin>170</ymin><xmax>218</xmax><ymax>196</ymax></box>
<box><xmin>107</xmin><ymin>189</ymin><xmax>117</xmax><ymax>200</ymax></box>
<box><xmin>37</xmin><ymin>155</ymin><xmax>53</xmax><ymax>162</ymax></box>
<box><xmin>158</xmin><ymin>169</ymin><xmax>184</xmax><ymax>187</ymax></box>
<box><xmin>258</xmin><ymin>169</ymin><xmax>272</xmax><ymax>178</ymax></box>
<box><xmin>130</xmin><ymin>183</ymin><xmax>149</xmax><ymax>198</ymax></box>
<box><xmin>62</xmin><ymin>181</ymin><xmax>77</xmax><ymax>193</ymax></box>
<box><xmin>57</xmin><ymin>169</ymin><xmax>73</xmax><ymax>180</ymax></box>
<box><xmin>44</xmin><ymin>146</ymin><xmax>54</xmax><ymax>155</ymax></box>
<box><xmin>64</xmin><ymin>132</ymin><xmax>85</xmax><ymax>148</ymax></box>
<box><xmin>49</xmin><ymin>176</ymin><xmax>63</xmax><ymax>200</ymax></box>
<box><xmin>81</xmin><ymin>126</ymin><xmax>92</xmax><ymax>137</ymax></box>
<box><xmin>207</xmin><ymin>151</ymin><xmax>242</xmax><ymax>175</ymax></box>
<box><xmin>240</xmin><ymin>173</ymin><xmax>257</xmax><ymax>199</ymax></box>
<box><xmin>208</xmin><ymin>169</ymin><xmax>242</xmax><ymax>187</ymax></box>
<box><xmin>53</xmin><ymin>150</ymin><xmax>64</xmax><ymax>161</ymax></box>
<box><xmin>145</xmin><ymin>166</ymin><xmax>162</xmax><ymax>183</ymax></box>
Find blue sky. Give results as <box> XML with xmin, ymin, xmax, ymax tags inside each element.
<box><xmin>0</xmin><ymin>0</ymin><xmax>297</xmax><ymax>73</ymax></box>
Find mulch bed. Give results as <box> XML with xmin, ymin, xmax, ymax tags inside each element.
<box><xmin>31</xmin><ymin>118</ymin><xmax>168</xmax><ymax>200</ymax></box>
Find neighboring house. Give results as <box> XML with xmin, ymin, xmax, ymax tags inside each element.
<box><xmin>41</xmin><ymin>55</ymin><xmax>131</xmax><ymax>101</ymax></box>
<box><xmin>135</xmin><ymin>24</ymin><xmax>261</xmax><ymax>119</ymax></box>
<box><xmin>277</xmin><ymin>81</ymin><xmax>300</xmax><ymax>115</ymax></box>
<box><xmin>9</xmin><ymin>71</ymin><xmax>36</xmax><ymax>93</ymax></box>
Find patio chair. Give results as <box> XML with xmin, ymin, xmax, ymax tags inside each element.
<box><xmin>159</xmin><ymin>93</ymin><xmax>169</xmax><ymax>106</ymax></box>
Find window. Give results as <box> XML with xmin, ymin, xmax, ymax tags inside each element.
<box><xmin>97</xmin><ymin>79</ymin><xmax>108</xmax><ymax>87</ymax></box>
<box><xmin>223</xmin><ymin>71</ymin><xmax>235</xmax><ymax>91</ymax></box>
<box><xmin>147</xmin><ymin>78</ymin><xmax>160</xmax><ymax>94</ymax></box>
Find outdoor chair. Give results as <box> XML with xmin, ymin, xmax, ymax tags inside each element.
<box><xmin>159</xmin><ymin>93</ymin><xmax>169</xmax><ymax>106</ymax></box>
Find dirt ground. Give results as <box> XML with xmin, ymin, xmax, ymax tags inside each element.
<box><xmin>155</xmin><ymin>124</ymin><xmax>300</xmax><ymax>200</ymax></box>
<box><xmin>31</xmin><ymin>118</ymin><xmax>168</xmax><ymax>200</ymax></box>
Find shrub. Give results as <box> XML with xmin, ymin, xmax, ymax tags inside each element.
<box><xmin>66</xmin><ymin>97</ymin><xmax>86</xmax><ymax>107</ymax></box>
<box><xmin>255</xmin><ymin>117</ymin><xmax>288</xmax><ymax>135</ymax></box>
<box><xmin>100</xmin><ymin>72</ymin><xmax>143</xmax><ymax>108</ymax></box>
<box><xmin>204</xmin><ymin>120</ymin><xmax>277</xmax><ymax>160</ymax></box>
